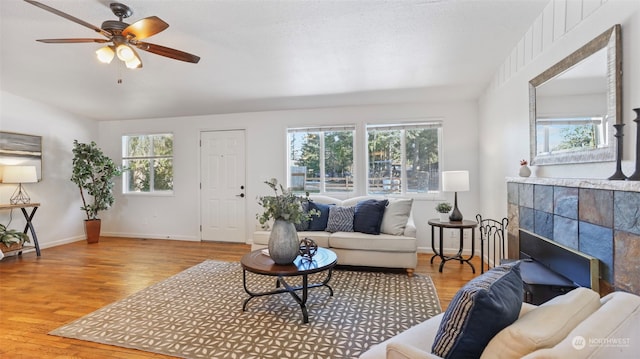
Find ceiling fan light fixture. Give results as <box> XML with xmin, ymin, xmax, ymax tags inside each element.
<box><xmin>95</xmin><ymin>45</ymin><xmax>115</xmax><ymax>63</ymax></box>
<box><xmin>26</xmin><ymin>0</ymin><xmax>201</xmax><ymax>68</ymax></box>
<box><xmin>125</xmin><ymin>56</ymin><xmax>142</xmax><ymax>69</ymax></box>
<box><xmin>116</xmin><ymin>44</ymin><xmax>135</xmax><ymax>61</ymax></box>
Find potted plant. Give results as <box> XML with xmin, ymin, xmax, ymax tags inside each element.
<box><xmin>0</xmin><ymin>223</ymin><xmax>30</xmax><ymax>253</ymax></box>
<box><xmin>435</xmin><ymin>202</ymin><xmax>452</xmax><ymax>222</ymax></box>
<box><xmin>70</xmin><ymin>140</ymin><xmax>124</xmax><ymax>244</ymax></box>
<box><xmin>257</xmin><ymin>178</ymin><xmax>317</xmax><ymax>264</ymax></box>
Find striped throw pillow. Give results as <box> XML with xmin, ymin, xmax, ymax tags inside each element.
<box><xmin>431</xmin><ymin>261</ymin><xmax>523</xmax><ymax>358</ymax></box>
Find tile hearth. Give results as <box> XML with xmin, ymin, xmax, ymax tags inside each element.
<box><xmin>507</xmin><ymin>177</ymin><xmax>640</xmax><ymax>295</ymax></box>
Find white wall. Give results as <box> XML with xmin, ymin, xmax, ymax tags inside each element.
<box><xmin>98</xmin><ymin>101</ymin><xmax>480</xmax><ymax>252</ymax></box>
<box><xmin>478</xmin><ymin>0</ymin><xmax>640</xmax><ymax>220</ymax></box>
<box><xmin>0</xmin><ymin>90</ymin><xmax>98</xmax><ymax>249</ymax></box>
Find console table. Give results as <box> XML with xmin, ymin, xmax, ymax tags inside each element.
<box><xmin>428</xmin><ymin>219</ymin><xmax>477</xmax><ymax>273</ymax></box>
<box><xmin>0</xmin><ymin>203</ymin><xmax>41</xmax><ymax>256</ymax></box>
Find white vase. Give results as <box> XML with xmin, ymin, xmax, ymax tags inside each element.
<box><xmin>439</xmin><ymin>213</ymin><xmax>450</xmax><ymax>222</ymax></box>
<box><xmin>519</xmin><ymin>165</ymin><xmax>531</xmax><ymax>177</ymax></box>
<box><xmin>268</xmin><ymin>219</ymin><xmax>300</xmax><ymax>264</ymax></box>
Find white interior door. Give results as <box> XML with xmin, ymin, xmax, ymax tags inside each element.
<box><xmin>200</xmin><ymin>130</ymin><xmax>246</xmax><ymax>242</ymax></box>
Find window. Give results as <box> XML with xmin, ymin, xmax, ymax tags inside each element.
<box><xmin>535</xmin><ymin>116</ymin><xmax>606</xmax><ymax>155</ymax></box>
<box><xmin>367</xmin><ymin>122</ymin><xmax>441</xmax><ymax>194</ymax></box>
<box><xmin>287</xmin><ymin>126</ymin><xmax>355</xmax><ymax>193</ymax></box>
<box><xmin>122</xmin><ymin>134</ymin><xmax>174</xmax><ymax>194</ymax></box>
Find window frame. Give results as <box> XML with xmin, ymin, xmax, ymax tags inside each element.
<box><xmin>122</xmin><ymin>133</ymin><xmax>174</xmax><ymax>196</ymax></box>
<box><xmin>365</xmin><ymin>121</ymin><xmax>443</xmax><ymax>196</ymax></box>
<box><xmin>287</xmin><ymin>125</ymin><xmax>356</xmax><ymax>195</ymax></box>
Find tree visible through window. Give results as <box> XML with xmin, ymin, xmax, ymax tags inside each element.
<box><xmin>122</xmin><ymin>134</ymin><xmax>173</xmax><ymax>193</ymax></box>
<box><xmin>536</xmin><ymin>117</ymin><xmax>605</xmax><ymax>155</ymax></box>
<box><xmin>288</xmin><ymin>127</ymin><xmax>355</xmax><ymax>193</ymax></box>
<box><xmin>367</xmin><ymin>123</ymin><xmax>441</xmax><ymax>194</ymax></box>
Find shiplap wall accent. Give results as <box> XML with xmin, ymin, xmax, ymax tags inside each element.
<box><xmin>490</xmin><ymin>0</ymin><xmax>606</xmax><ymax>92</ymax></box>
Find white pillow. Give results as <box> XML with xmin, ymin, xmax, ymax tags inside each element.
<box><xmin>380</xmin><ymin>198</ymin><xmax>413</xmax><ymax>235</ymax></box>
<box><xmin>480</xmin><ymin>287</ymin><xmax>600</xmax><ymax>359</ymax></box>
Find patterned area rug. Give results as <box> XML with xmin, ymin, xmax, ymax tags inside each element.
<box><xmin>50</xmin><ymin>260</ymin><xmax>441</xmax><ymax>358</ymax></box>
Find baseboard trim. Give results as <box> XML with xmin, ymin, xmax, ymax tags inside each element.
<box><xmin>101</xmin><ymin>232</ymin><xmax>200</xmax><ymax>241</ymax></box>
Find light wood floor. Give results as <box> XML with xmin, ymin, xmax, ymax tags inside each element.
<box><xmin>0</xmin><ymin>237</ymin><xmax>481</xmax><ymax>358</ymax></box>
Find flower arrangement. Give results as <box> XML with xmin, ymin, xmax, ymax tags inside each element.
<box><xmin>435</xmin><ymin>202</ymin><xmax>452</xmax><ymax>214</ymax></box>
<box><xmin>256</xmin><ymin>178</ymin><xmax>318</xmax><ymax>225</ymax></box>
<box><xmin>520</xmin><ymin>159</ymin><xmax>528</xmax><ymax>166</ymax></box>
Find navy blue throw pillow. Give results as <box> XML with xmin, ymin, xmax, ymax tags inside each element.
<box><xmin>431</xmin><ymin>261</ymin><xmax>523</xmax><ymax>358</ymax></box>
<box><xmin>353</xmin><ymin>199</ymin><xmax>388</xmax><ymax>235</ymax></box>
<box><xmin>308</xmin><ymin>202</ymin><xmax>333</xmax><ymax>231</ymax></box>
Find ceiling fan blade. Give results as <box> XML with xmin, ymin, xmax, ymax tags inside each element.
<box><xmin>36</xmin><ymin>38</ymin><xmax>110</xmax><ymax>44</ymax></box>
<box><xmin>134</xmin><ymin>41</ymin><xmax>200</xmax><ymax>64</ymax></box>
<box><xmin>122</xmin><ymin>16</ymin><xmax>169</xmax><ymax>40</ymax></box>
<box><xmin>24</xmin><ymin>0</ymin><xmax>111</xmax><ymax>38</ymax></box>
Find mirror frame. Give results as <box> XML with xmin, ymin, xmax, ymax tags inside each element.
<box><xmin>529</xmin><ymin>24</ymin><xmax>622</xmax><ymax>166</ymax></box>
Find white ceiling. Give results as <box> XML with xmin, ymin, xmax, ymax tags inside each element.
<box><xmin>0</xmin><ymin>0</ymin><xmax>549</xmax><ymax>121</ymax></box>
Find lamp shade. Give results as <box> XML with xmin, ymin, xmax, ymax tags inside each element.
<box><xmin>96</xmin><ymin>46</ymin><xmax>115</xmax><ymax>64</ymax></box>
<box><xmin>442</xmin><ymin>170</ymin><xmax>469</xmax><ymax>192</ymax></box>
<box><xmin>2</xmin><ymin>166</ymin><xmax>38</xmax><ymax>184</ymax></box>
<box><xmin>116</xmin><ymin>44</ymin><xmax>136</xmax><ymax>61</ymax></box>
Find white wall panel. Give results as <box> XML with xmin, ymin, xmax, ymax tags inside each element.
<box><xmin>532</xmin><ymin>14</ymin><xmax>544</xmax><ymax>58</ymax></box>
<box><xmin>583</xmin><ymin>0</ymin><xmax>602</xmax><ymax>19</ymax></box>
<box><xmin>1</xmin><ymin>91</ymin><xmax>98</xmax><ymax>249</ymax></box>
<box><xmin>543</xmin><ymin>1</ymin><xmax>556</xmax><ymax>51</ymax></box>
<box><xmin>566</xmin><ymin>0</ymin><xmax>584</xmax><ymax>32</ymax></box>
<box><xmin>553</xmin><ymin>0</ymin><xmax>568</xmax><ymax>41</ymax></box>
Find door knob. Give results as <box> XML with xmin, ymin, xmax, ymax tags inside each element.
<box><xmin>236</xmin><ymin>193</ymin><xmax>245</xmax><ymax>198</ymax></box>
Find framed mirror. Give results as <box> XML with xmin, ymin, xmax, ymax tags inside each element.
<box><xmin>529</xmin><ymin>24</ymin><xmax>621</xmax><ymax>166</ymax></box>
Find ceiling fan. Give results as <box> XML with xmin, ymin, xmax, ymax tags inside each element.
<box><xmin>24</xmin><ymin>0</ymin><xmax>200</xmax><ymax>69</ymax></box>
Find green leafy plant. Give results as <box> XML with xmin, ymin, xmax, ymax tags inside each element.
<box><xmin>0</xmin><ymin>224</ymin><xmax>30</xmax><ymax>246</ymax></box>
<box><xmin>256</xmin><ymin>178</ymin><xmax>318</xmax><ymax>225</ymax></box>
<box><xmin>435</xmin><ymin>202</ymin><xmax>452</xmax><ymax>213</ymax></box>
<box><xmin>71</xmin><ymin>140</ymin><xmax>124</xmax><ymax>220</ymax></box>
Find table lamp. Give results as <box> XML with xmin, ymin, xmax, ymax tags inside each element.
<box><xmin>2</xmin><ymin>166</ymin><xmax>38</xmax><ymax>204</ymax></box>
<box><xmin>442</xmin><ymin>170</ymin><xmax>469</xmax><ymax>222</ymax></box>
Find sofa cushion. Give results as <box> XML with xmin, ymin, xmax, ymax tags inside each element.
<box><xmin>326</xmin><ymin>206</ymin><xmax>355</xmax><ymax>233</ymax></box>
<box><xmin>431</xmin><ymin>261</ymin><xmax>523</xmax><ymax>359</ymax></box>
<box><xmin>353</xmin><ymin>199</ymin><xmax>388</xmax><ymax>235</ymax></box>
<box><xmin>482</xmin><ymin>287</ymin><xmax>600</xmax><ymax>359</ymax></box>
<box><xmin>329</xmin><ymin>232</ymin><xmax>416</xmax><ymax>252</ymax></box>
<box><xmin>309</xmin><ymin>195</ymin><xmax>343</xmax><ymax>206</ymax></box>
<box><xmin>380</xmin><ymin>198</ymin><xmax>413</xmax><ymax>235</ymax></box>
<box><xmin>253</xmin><ymin>230</ymin><xmax>330</xmax><ymax>248</ymax></box>
<box><xmin>521</xmin><ymin>291</ymin><xmax>640</xmax><ymax>358</ymax></box>
<box><xmin>308</xmin><ymin>201</ymin><xmax>333</xmax><ymax>231</ymax></box>
<box><xmin>359</xmin><ymin>313</ymin><xmax>445</xmax><ymax>359</ymax></box>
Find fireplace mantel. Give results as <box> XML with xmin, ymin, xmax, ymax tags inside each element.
<box><xmin>506</xmin><ymin>176</ymin><xmax>640</xmax><ymax>295</ymax></box>
<box><xmin>507</xmin><ymin>176</ymin><xmax>640</xmax><ymax>192</ymax></box>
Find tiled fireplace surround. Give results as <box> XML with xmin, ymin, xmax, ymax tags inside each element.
<box><xmin>507</xmin><ymin>177</ymin><xmax>640</xmax><ymax>296</ymax></box>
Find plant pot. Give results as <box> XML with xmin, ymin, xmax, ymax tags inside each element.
<box><xmin>0</xmin><ymin>242</ymin><xmax>23</xmax><ymax>253</ymax></box>
<box><xmin>519</xmin><ymin>165</ymin><xmax>531</xmax><ymax>177</ymax></box>
<box><xmin>268</xmin><ymin>219</ymin><xmax>300</xmax><ymax>265</ymax></box>
<box><xmin>439</xmin><ymin>213</ymin><xmax>450</xmax><ymax>222</ymax></box>
<box><xmin>84</xmin><ymin>219</ymin><xmax>101</xmax><ymax>244</ymax></box>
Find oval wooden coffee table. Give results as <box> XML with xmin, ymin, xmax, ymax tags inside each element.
<box><xmin>240</xmin><ymin>247</ymin><xmax>337</xmax><ymax>323</ymax></box>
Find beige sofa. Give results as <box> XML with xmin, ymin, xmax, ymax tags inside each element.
<box><xmin>252</xmin><ymin>195</ymin><xmax>417</xmax><ymax>275</ymax></box>
<box><xmin>360</xmin><ymin>287</ymin><xmax>640</xmax><ymax>358</ymax></box>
